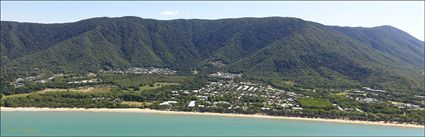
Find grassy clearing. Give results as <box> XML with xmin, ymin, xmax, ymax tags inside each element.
<box><xmin>297</xmin><ymin>98</ymin><xmax>335</xmax><ymax>110</ymax></box>
<box><xmin>39</xmin><ymin>87</ymin><xmax>111</xmax><ymax>93</ymax></box>
<box><xmin>3</xmin><ymin>87</ymin><xmax>111</xmax><ymax>99</ymax></box>
<box><xmin>121</xmin><ymin>101</ymin><xmax>152</xmax><ymax>107</ymax></box>
<box><xmin>335</xmin><ymin>92</ymin><xmax>348</xmax><ymax>96</ymax></box>
<box><xmin>101</xmin><ymin>74</ymin><xmax>191</xmax><ymax>89</ymax></box>
<box><xmin>2</xmin><ymin>93</ymin><xmax>33</xmax><ymax>99</ymax></box>
<box><xmin>139</xmin><ymin>82</ymin><xmax>180</xmax><ymax>91</ymax></box>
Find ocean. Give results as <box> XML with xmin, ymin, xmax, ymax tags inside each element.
<box><xmin>1</xmin><ymin>111</ymin><xmax>423</xmax><ymax>136</ymax></box>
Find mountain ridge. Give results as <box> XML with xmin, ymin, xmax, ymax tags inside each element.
<box><xmin>1</xmin><ymin>16</ymin><xmax>423</xmax><ymax>92</ymax></box>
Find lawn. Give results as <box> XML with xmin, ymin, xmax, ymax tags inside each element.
<box><xmin>139</xmin><ymin>82</ymin><xmax>180</xmax><ymax>91</ymax></box>
<box><xmin>121</xmin><ymin>101</ymin><xmax>152</xmax><ymax>107</ymax></box>
<box><xmin>3</xmin><ymin>87</ymin><xmax>111</xmax><ymax>99</ymax></box>
<box><xmin>296</xmin><ymin>97</ymin><xmax>336</xmax><ymax>110</ymax></box>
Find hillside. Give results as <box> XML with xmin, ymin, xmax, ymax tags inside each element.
<box><xmin>1</xmin><ymin>16</ymin><xmax>423</xmax><ymax>92</ymax></box>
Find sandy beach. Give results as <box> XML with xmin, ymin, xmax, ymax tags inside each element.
<box><xmin>1</xmin><ymin>107</ymin><xmax>424</xmax><ymax>128</ymax></box>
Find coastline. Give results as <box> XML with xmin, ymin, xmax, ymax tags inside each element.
<box><xmin>1</xmin><ymin>107</ymin><xmax>424</xmax><ymax>128</ymax></box>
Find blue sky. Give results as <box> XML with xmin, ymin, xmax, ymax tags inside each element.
<box><xmin>1</xmin><ymin>1</ymin><xmax>424</xmax><ymax>41</ymax></box>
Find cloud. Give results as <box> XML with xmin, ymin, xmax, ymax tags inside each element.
<box><xmin>160</xmin><ymin>10</ymin><xmax>179</xmax><ymax>16</ymax></box>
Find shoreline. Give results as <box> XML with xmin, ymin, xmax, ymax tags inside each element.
<box><xmin>1</xmin><ymin>107</ymin><xmax>424</xmax><ymax>128</ymax></box>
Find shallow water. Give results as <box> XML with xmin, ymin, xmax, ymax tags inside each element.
<box><xmin>1</xmin><ymin>111</ymin><xmax>423</xmax><ymax>136</ymax></box>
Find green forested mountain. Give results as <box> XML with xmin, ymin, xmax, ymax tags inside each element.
<box><xmin>330</xmin><ymin>25</ymin><xmax>424</xmax><ymax>69</ymax></box>
<box><xmin>1</xmin><ymin>16</ymin><xmax>423</xmax><ymax>92</ymax></box>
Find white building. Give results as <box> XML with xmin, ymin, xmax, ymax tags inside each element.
<box><xmin>293</xmin><ymin>107</ymin><xmax>303</xmax><ymax>110</ymax></box>
<box><xmin>188</xmin><ymin>101</ymin><xmax>196</xmax><ymax>107</ymax></box>
<box><xmin>159</xmin><ymin>101</ymin><xmax>178</xmax><ymax>106</ymax></box>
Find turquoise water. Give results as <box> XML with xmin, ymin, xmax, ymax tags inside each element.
<box><xmin>1</xmin><ymin>111</ymin><xmax>424</xmax><ymax>136</ymax></box>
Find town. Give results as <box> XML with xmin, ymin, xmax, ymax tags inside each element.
<box><xmin>2</xmin><ymin>69</ymin><xmax>425</xmax><ymax>125</ymax></box>
<box><xmin>161</xmin><ymin>80</ymin><xmax>304</xmax><ymax>111</ymax></box>
<box><xmin>157</xmin><ymin>79</ymin><xmax>424</xmax><ymax>113</ymax></box>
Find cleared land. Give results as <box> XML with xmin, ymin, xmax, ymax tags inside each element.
<box><xmin>139</xmin><ymin>82</ymin><xmax>180</xmax><ymax>91</ymax></box>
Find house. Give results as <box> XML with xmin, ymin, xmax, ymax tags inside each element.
<box><xmin>237</xmin><ymin>86</ymin><xmax>243</xmax><ymax>90</ymax></box>
<box><xmin>188</xmin><ymin>101</ymin><xmax>196</xmax><ymax>107</ymax></box>
<box><xmin>355</xmin><ymin>108</ymin><xmax>364</xmax><ymax>112</ymax></box>
<box><xmin>293</xmin><ymin>107</ymin><xmax>303</xmax><ymax>110</ymax></box>
<box><xmin>358</xmin><ymin>98</ymin><xmax>376</xmax><ymax>103</ymax></box>
<box><xmin>159</xmin><ymin>101</ymin><xmax>178</xmax><ymax>106</ymax></box>
<box><xmin>261</xmin><ymin>107</ymin><xmax>270</xmax><ymax>110</ymax></box>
